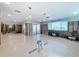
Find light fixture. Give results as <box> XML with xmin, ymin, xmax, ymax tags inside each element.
<box><xmin>8</xmin><ymin>14</ymin><xmax>11</xmax><ymax>16</ymax></box>
<box><xmin>28</xmin><ymin>15</ymin><xmax>32</xmax><ymax>18</ymax></box>
<box><xmin>25</xmin><ymin>6</ymin><xmax>32</xmax><ymax>20</ymax></box>
<box><xmin>73</xmin><ymin>11</ymin><xmax>77</xmax><ymax>15</ymax></box>
<box><xmin>5</xmin><ymin>2</ymin><xmax>10</xmax><ymax>4</ymax></box>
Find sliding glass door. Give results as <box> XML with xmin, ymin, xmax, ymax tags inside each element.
<box><xmin>32</xmin><ymin>24</ymin><xmax>40</xmax><ymax>35</ymax></box>
<box><xmin>37</xmin><ymin>24</ymin><xmax>40</xmax><ymax>34</ymax></box>
<box><xmin>32</xmin><ymin>24</ymin><xmax>37</xmax><ymax>35</ymax></box>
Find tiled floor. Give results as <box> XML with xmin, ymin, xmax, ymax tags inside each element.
<box><xmin>0</xmin><ymin>33</ymin><xmax>79</xmax><ymax>57</ymax></box>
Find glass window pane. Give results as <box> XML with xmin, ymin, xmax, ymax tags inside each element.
<box><xmin>37</xmin><ymin>24</ymin><xmax>40</xmax><ymax>33</ymax></box>
<box><xmin>48</xmin><ymin>23</ymin><xmax>52</xmax><ymax>30</ymax></box>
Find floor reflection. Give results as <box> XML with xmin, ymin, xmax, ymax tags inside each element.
<box><xmin>0</xmin><ymin>33</ymin><xmax>79</xmax><ymax>57</ymax></box>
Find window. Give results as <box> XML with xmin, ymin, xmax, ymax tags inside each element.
<box><xmin>48</xmin><ymin>21</ymin><xmax>68</xmax><ymax>31</ymax></box>
<box><xmin>32</xmin><ymin>24</ymin><xmax>40</xmax><ymax>34</ymax></box>
<box><xmin>48</xmin><ymin>23</ymin><xmax>52</xmax><ymax>30</ymax></box>
<box><xmin>32</xmin><ymin>24</ymin><xmax>37</xmax><ymax>34</ymax></box>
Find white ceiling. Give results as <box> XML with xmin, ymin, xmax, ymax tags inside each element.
<box><xmin>0</xmin><ymin>2</ymin><xmax>79</xmax><ymax>24</ymax></box>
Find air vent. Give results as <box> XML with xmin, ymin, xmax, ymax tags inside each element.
<box><xmin>46</xmin><ymin>16</ymin><xmax>50</xmax><ymax>18</ymax></box>
<box><xmin>28</xmin><ymin>7</ymin><xmax>32</xmax><ymax>9</ymax></box>
<box><xmin>14</xmin><ymin>10</ymin><xmax>21</xmax><ymax>13</ymax></box>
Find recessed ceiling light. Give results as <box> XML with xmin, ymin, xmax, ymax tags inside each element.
<box><xmin>73</xmin><ymin>11</ymin><xmax>77</xmax><ymax>15</ymax></box>
<box><xmin>28</xmin><ymin>15</ymin><xmax>32</xmax><ymax>18</ymax></box>
<box><xmin>8</xmin><ymin>14</ymin><xmax>11</xmax><ymax>16</ymax></box>
<box><xmin>5</xmin><ymin>2</ymin><xmax>10</xmax><ymax>4</ymax></box>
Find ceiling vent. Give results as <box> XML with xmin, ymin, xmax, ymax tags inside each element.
<box><xmin>28</xmin><ymin>7</ymin><xmax>32</xmax><ymax>10</ymax></box>
<box><xmin>46</xmin><ymin>16</ymin><xmax>50</xmax><ymax>18</ymax></box>
<box><xmin>14</xmin><ymin>10</ymin><xmax>21</xmax><ymax>13</ymax></box>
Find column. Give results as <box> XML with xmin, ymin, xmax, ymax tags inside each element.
<box><xmin>25</xmin><ymin>23</ymin><xmax>32</xmax><ymax>35</ymax></box>
<box><xmin>0</xmin><ymin>17</ymin><xmax>1</xmax><ymax>45</ymax></box>
<box><xmin>40</xmin><ymin>23</ymin><xmax>48</xmax><ymax>35</ymax></box>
